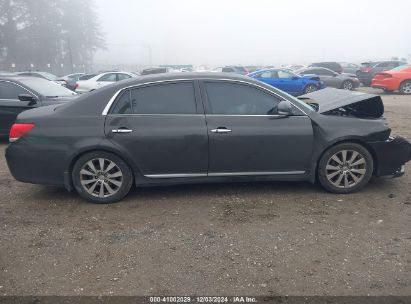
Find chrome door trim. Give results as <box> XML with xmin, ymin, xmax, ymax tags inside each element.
<box><xmin>145</xmin><ymin>173</ymin><xmax>208</xmax><ymax>179</ymax></box>
<box><xmin>144</xmin><ymin>171</ymin><xmax>305</xmax><ymax>179</ymax></box>
<box><xmin>208</xmin><ymin>171</ymin><xmax>305</xmax><ymax>177</ymax></box>
<box><xmin>102</xmin><ymin>78</ymin><xmax>309</xmax><ymax>116</ymax></box>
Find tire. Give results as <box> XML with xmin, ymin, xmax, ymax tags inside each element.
<box><xmin>318</xmin><ymin>143</ymin><xmax>373</xmax><ymax>194</ymax></box>
<box><xmin>342</xmin><ymin>80</ymin><xmax>354</xmax><ymax>90</ymax></box>
<box><xmin>399</xmin><ymin>80</ymin><xmax>411</xmax><ymax>95</ymax></box>
<box><xmin>304</xmin><ymin>84</ymin><xmax>318</xmax><ymax>94</ymax></box>
<box><xmin>72</xmin><ymin>151</ymin><xmax>133</xmax><ymax>204</ymax></box>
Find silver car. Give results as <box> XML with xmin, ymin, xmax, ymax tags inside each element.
<box><xmin>296</xmin><ymin>67</ymin><xmax>360</xmax><ymax>90</ymax></box>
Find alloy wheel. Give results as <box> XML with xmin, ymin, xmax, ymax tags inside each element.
<box><xmin>325</xmin><ymin>150</ymin><xmax>366</xmax><ymax>189</ymax></box>
<box><xmin>402</xmin><ymin>82</ymin><xmax>411</xmax><ymax>94</ymax></box>
<box><xmin>305</xmin><ymin>85</ymin><xmax>317</xmax><ymax>94</ymax></box>
<box><xmin>79</xmin><ymin>158</ymin><xmax>123</xmax><ymax>198</ymax></box>
<box><xmin>343</xmin><ymin>81</ymin><xmax>353</xmax><ymax>90</ymax></box>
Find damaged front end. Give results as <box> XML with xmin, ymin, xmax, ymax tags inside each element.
<box><xmin>300</xmin><ymin>88</ymin><xmax>411</xmax><ymax>178</ymax></box>
<box><xmin>299</xmin><ymin>87</ymin><xmax>384</xmax><ymax>119</ymax></box>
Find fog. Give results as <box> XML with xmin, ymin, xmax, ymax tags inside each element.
<box><xmin>94</xmin><ymin>0</ymin><xmax>411</xmax><ymax>67</ymax></box>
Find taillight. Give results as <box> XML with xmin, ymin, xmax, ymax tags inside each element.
<box><xmin>9</xmin><ymin>123</ymin><xmax>35</xmax><ymax>142</ymax></box>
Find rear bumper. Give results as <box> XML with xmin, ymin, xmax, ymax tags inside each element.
<box><xmin>369</xmin><ymin>136</ymin><xmax>411</xmax><ymax>177</ymax></box>
<box><xmin>5</xmin><ymin>141</ymin><xmax>66</xmax><ymax>187</ymax></box>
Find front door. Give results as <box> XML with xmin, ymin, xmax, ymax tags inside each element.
<box><xmin>201</xmin><ymin>80</ymin><xmax>313</xmax><ymax>175</ymax></box>
<box><xmin>104</xmin><ymin>80</ymin><xmax>208</xmax><ymax>178</ymax></box>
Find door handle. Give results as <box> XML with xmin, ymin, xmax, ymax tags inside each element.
<box><xmin>112</xmin><ymin>128</ymin><xmax>133</xmax><ymax>134</ymax></box>
<box><xmin>211</xmin><ymin>127</ymin><xmax>232</xmax><ymax>134</ymax></box>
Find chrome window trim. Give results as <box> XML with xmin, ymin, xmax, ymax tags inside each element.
<box><xmin>0</xmin><ymin>80</ymin><xmax>39</xmax><ymax>100</ymax></box>
<box><xmin>144</xmin><ymin>171</ymin><xmax>305</xmax><ymax>179</ymax></box>
<box><xmin>102</xmin><ymin>78</ymin><xmax>309</xmax><ymax>116</ymax></box>
<box><xmin>107</xmin><ymin>113</ymin><xmax>204</xmax><ymax>117</ymax></box>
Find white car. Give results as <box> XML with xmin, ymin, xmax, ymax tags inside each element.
<box><xmin>75</xmin><ymin>71</ymin><xmax>136</xmax><ymax>93</ymax></box>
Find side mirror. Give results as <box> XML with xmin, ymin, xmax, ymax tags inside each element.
<box><xmin>277</xmin><ymin>100</ymin><xmax>293</xmax><ymax>116</ymax></box>
<box><xmin>18</xmin><ymin>94</ymin><xmax>38</xmax><ymax>106</ymax></box>
<box><xmin>291</xmin><ymin>76</ymin><xmax>300</xmax><ymax>80</ymax></box>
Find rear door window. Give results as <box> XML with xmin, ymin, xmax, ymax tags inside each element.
<box><xmin>98</xmin><ymin>73</ymin><xmax>117</xmax><ymax>82</ymax></box>
<box><xmin>131</xmin><ymin>82</ymin><xmax>197</xmax><ymax>114</ymax></box>
<box><xmin>116</xmin><ymin>73</ymin><xmax>132</xmax><ymax>81</ymax></box>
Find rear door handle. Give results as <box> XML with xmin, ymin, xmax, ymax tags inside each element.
<box><xmin>112</xmin><ymin>128</ymin><xmax>133</xmax><ymax>134</ymax></box>
<box><xmin>211</xmin><ymin>127</ymin><xmax>232</xmax><ymax>134</ymax></box>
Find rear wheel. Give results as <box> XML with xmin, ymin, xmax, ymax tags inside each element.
<box><xmin>304</xmin><ymin>84</ymin><xmax>318</xmax><ymax>94</ymax></box>
<box><xmin>72</xmin><ymin>151</ymin><xmax>133</xmax><ymax>204</ymax></box>
<box><xmin>399</xmin><ymin>80</ymin><xmax>411</xmax><ymax>95</ymax></box>
<box><xmin>318</xmin><ymin>143</ymin><xmax>373</xmax><ymax>194</ymax></box>
<box><xmin>342</xmin><ymin>80</ymin><xmax>354</xmax><ymax>90</ymax></box>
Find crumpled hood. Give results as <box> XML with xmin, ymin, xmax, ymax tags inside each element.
<box><xmin>299</xmin><ymin>88</ymin><xmax>384</xmax><ymax>118</ymax></box>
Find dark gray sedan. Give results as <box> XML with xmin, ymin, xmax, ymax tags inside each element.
<box><xmin>296</xmin><ymin>67</ymin><xmax>360</xmax><ymax>90</ymax></box>
<box><xmin>5</xmin><ymin>73</ymin><xmax>411</xmax><ymax>203</ymax></box>
<box><xmin>0</xmin><ymin>76</ymin><xmax>77</xmax><ymax>136</ymax></box>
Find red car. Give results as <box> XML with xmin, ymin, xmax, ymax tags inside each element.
<box><xmin>372</xmin><ymin>64</ymin><xmax>411</xmax><ymax>94</ymax></box>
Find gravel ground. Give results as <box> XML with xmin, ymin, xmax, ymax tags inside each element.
<box><xmin>0</xmin><ymin>88</ymin><xmax>410</xmax><ymax>296</ymax></box>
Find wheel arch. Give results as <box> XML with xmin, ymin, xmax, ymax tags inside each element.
<box><xmin>313</xmin><ymin>138</ymin><xmax>378</xmax><ymax>182</ymax></box>
<box><xmin>64</xmin><ymin>147</ymin><xmax>140</xmax><ymax>192</ymax></box>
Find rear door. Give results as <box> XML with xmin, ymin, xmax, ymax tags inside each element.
<box><xmin>0</xmin><ymin>81</ymin><xmax>37</xmax><ymax>135</ymax></box>
<box><xmin>201</xmin><ymin>80</ymin><xmax>313</xmax><ymax>175</ymax></box>
<box><xmin>104</xmin><ymin>80</ymin><xmax>209</xmax><ymax>178</ymax></box>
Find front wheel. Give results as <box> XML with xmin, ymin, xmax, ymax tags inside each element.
<box><xmin>399</xmin><ymin>81</ymin><xmax>411</xmax><ymax>95</ymax></box>
<box><xmin>342</xmin><ymin>80</ymin><xmax>354</xmax><ymax>90</ymax></box>
<box><xmin>72</xmin><ymin>151</ymin><xmax>133</xmax><ymax>204</ymax></box>
<box><xmin>304</xmin><ymin>84</ymin><xmax>318</xmax><ymax>94</ymax></box>
<box><xmin>318</xmin><ymin>143</ymin><xmax>373</xmax><ymax>194</ymax></box>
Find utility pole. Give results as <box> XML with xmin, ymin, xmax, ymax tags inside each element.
<box><xmin>67</xmin><ymin>36</ymin><xmax>74</xmax><ymax>73</ymax></box>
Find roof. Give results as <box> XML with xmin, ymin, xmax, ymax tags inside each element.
<box><xmin>104</xmin><ymin>72</ymin><xmax>258</xmax><ymax>90</ymax></box>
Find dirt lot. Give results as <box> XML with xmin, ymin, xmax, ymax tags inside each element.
<box><xmin>0</xmin><ymin>88</ymin><xmax>410</xmax><ymax>296</ymax></box>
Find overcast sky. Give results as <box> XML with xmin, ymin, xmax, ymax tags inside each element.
<box><xmin>94</xmin><ymin>0</ymin><xmax>411</xmax><ymax>67</ymax></box>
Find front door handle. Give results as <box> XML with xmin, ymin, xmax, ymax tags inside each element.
<box><xmin>112</xmin><ymin>128</ymin><xmax>133</xmax><ymax>134</ymax></box>
<box><xmin>211</xmin><ymin>127</ymin><xmax>232</xmax><ymax>134</ymax></box>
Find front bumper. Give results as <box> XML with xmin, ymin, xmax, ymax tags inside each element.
<box><xmin>369</xmin><ymin>136</ymin><xmax>411</xmax><ymax>177</ymax></box>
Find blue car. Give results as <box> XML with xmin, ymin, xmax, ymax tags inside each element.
<box><xmin>248</xmin><ymin>68</ymin><xmax>324</xmax><ymax>96</ymax></box>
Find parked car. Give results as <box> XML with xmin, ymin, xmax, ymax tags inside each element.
<box><xmin>0</xmin><ymin>76</ymin><xmax>77</xmax><ymax>136</ymax></box>
<box><xmin>371</xmin><ymin>64</ymin><xmax>411</xmax><ymax>94</ymax></box>
<box><xmin>75</xmin><ymin>71</ymin><xmax>135</xmax><ymax>93</ymax></box>
<box><xmin>356</xmin><ymin>61</ymin><xmax>407</xmax><ymax>86</ymax></box>
<box><xmin>339</xmin><ymin>62</ymin><xmax>360</xmax><ymax>74</ymax></box>
<box><xmin>213</xmin><ymin>66</ymin><xmax>249</xmax><ymax>75</ymax></box>
<box><xmin>141</xmin><ymin>68</ymin><xmax>171</xmax><ymax>75</ymax></box>
<box><xmin>296</xmin><ymin>67</ymin><xmax>360</xmax><ymax>90</ymax></box>
<box><xmin>15</xmin><ymin>71</ymin><xmax>66</xmax><ymax>86</ymax></box>
<box><xmin>286</xmin><ymin>64</ymin><xmax>307</xmax><ymax>71</ymax></box>
<box><xmin>248</xmin><ymin>68</ymin><xmax>325</xmax><ymax>96</ymax></box>
<box><xmin>58</xmin><ymin>73</ymin><xmax>85</xmax><ymax>91</ymax></box>
<box><xmin>309</xmin><ymin>62</ymin><xmax>343</xmax><ymax>74</ymax></box>
<box><xmin>7</xmin><ymin>73</ymin><xmax>410</xmax><ymax>204</ymax></box>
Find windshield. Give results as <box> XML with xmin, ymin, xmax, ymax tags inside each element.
<box><xmin>20</xmin><ymin>78</ymin><xmax>77</xmax><ymax>97</ymax></box>
<box><xmin>389</xmin><ymin>64</ymin><xmax>411</xmax><ymax>72</ymax></box>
